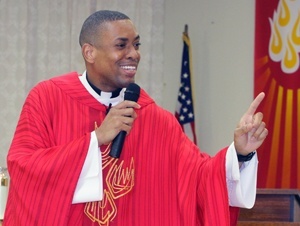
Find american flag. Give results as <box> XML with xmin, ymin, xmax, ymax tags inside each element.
<box><xmin>175</xmin><ymin>31</ymin><xmax>197</xmax><ymax>145</ymax></box>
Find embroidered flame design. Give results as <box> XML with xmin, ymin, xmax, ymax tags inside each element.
<box><xmin>84</xmin><ymin>190</ymin><xmax>117</xmax><ymax>226</ymax></box>
<box><xmin>106</xmin><ymin>160</ymin><xmax>134</xmax><ymax>199</ymax></box>
<box><xmin>269</xmin><ymin>0</ymin><xmax>300</xmax><ymax>73</ymax></box>
<box><xmin>84</xmin><ymin>144</ymin><xmax>135</xmax><ymax>226</ymax></box>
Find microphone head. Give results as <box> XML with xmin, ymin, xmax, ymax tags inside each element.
<box><xmin>124</xmin><ymin>83</ymin><xmax>140</xmax><ymax>102</ymax></box>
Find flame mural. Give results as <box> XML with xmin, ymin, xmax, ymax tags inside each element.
<box><xmin>255</xmin><ymin>0</ymin><xmax>300</xmax><ymax>189</ymax></box>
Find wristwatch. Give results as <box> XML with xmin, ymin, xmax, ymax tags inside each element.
<box><xmin>237</xmin><ymin>151</ymin><xmax>256</xmax><ymax>162</ymax></box>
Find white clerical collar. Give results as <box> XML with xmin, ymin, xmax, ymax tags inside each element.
<box><xmin>79</xmin><ymin>71</ymin><xmax>125</xmax><ymax>107</ymax></box>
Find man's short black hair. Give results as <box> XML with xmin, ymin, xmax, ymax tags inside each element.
<box><xmin>79</xmin><ymin>10</ymin><xmax>130</xmax><ymax>47</ymax></box>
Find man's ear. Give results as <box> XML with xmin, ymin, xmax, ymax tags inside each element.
<box><xmin>82</xmin><ymin>43</ymin><xmax>96</xmax><ymax>63</ymax></box>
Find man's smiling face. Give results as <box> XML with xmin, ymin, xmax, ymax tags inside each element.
<box><xmin>90</xmin><ymin>19</ymin><xmax>141</xmax><ymax>91</ymax></box>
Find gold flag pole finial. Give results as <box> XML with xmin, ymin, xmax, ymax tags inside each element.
<box><xmin>184</xmin><ymin>24</ymin><xmax>188</xmax><ymax>36</ymax></box>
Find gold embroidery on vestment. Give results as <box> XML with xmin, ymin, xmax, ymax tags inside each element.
<box><xmin>84</xmin><ymin>190</ymin><xmax>116</xmax><ymax>225</ymax></box>
<box><xmin>84</xmin><ymin>144</ymin><xmax>135</xmax><ymax>225</ymax></box>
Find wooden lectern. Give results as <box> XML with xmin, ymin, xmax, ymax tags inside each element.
<box><xmin>238</xmin><ymin>189</ymin><xmax>300</xmax><ymax>226</ymax></box>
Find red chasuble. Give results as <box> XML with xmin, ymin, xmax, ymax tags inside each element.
<box><xmin>4</xmin><ymin>72</ymin><xmax>239</xmax><ymax>226</ymax></box>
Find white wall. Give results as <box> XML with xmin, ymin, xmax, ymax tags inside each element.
<box><xmin>162</xmin><ymin>0</ymin><xmax>255</xmax><ymax>155</ymax></box>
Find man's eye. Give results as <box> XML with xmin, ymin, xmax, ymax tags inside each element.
<box><xmin>116</xmin><ymin>44</ymin><xmax>126</xmax><ymax>48</ymax></box>
<box><xmin>134</xmin><ymin>42</ymin><xmax>141</xmax><ymax>49</ymax></box>
<box><xmin>135</xmin><ymin>42</ymin><xmax>141</xmax><ymax>46</ymax></box>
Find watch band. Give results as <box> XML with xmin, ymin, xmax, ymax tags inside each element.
<box><xmin>237</xmin><ymin>151</ymin><xmax>256</xmax><ymax>162</ymax></box>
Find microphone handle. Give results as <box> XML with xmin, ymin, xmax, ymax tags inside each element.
<box><xmin>109</xmin><ymin>130</ymin><xmax>127</xmax><ymax>158</ymax></box>
<box><xmin>109</xmin><ymin>83</ymin><xmax>140</xmax><ymax>158</ymax></box>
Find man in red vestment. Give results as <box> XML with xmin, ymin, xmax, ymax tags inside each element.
<box><xmin>3</xmin><ymin>10</ymin><xmax>268</xmax><ymax>226</ymax></box>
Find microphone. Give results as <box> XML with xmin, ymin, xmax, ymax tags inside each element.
<box><xmin>109</xmin><ymin>83</ymin><xmax>140</xmax><ymax>158</ymax></box>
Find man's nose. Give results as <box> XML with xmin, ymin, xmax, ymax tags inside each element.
<box><xmin>126</xmin><ymin>45</ymin><xmax>140</xmax><ymax>60</ymax></box>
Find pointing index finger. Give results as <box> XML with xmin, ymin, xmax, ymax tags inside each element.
<box><xmin>246</xmin><ymin>92</ymin><xmax>265</xmax><ymax>116</ymax></box>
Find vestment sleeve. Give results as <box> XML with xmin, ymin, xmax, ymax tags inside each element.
<box><xmin>5</xmin><ymin>83</ymin><xmax>92</xmax><ymax>225</ymax></box>
<box><xmin>171</xmin><ymin>117</ymin><xmax>239</xmax><ymax>225</ymax></box>
<box><xmin>226</xmin><ymin>142</ymin><xmax>258</xmax><ymax>208</ymax></box>
<box><xmin>72</xmin><ymin>131</ymin><xmax>103</xmax><ymax>203</ymax></box>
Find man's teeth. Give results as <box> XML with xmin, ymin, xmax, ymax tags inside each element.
<box><xmin>121</xmin><ymin>66</ymin><xmax>136</xmax><ymax>70</ymax></box>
